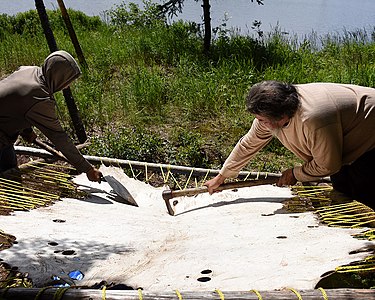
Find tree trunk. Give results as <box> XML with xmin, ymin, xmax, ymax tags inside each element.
<box><xmin>202</xmin><ymin>0</ymin><xmax>211</xmax><ymax>55</ymax></box>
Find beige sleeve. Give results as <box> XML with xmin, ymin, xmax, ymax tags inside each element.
<box><xmin>220</xmin><ymin>119</ymin><xmax>273</xmax><ymax>178</ymax></box>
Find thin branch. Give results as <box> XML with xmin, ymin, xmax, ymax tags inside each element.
<box><xmin>157</xmin><ymin>0</ymin><xmax>184</xmax><ymax>17</ymax></box>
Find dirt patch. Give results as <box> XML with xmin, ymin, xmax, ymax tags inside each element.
<box><xmin>0</xmin><ymin>232</ymin><xmax>17</xmax><ymax>285</ymax></box>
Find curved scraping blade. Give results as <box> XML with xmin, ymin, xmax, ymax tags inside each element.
<box><xmin>104</xmin><ymin>175</ymin><xmax>138</xmax><ymax>207</ymax></box>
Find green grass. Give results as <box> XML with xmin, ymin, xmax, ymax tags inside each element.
<box><xmin>1</xmin><ymin>5</ymin><xmax>375</xmax><ymax>174</ymax></box>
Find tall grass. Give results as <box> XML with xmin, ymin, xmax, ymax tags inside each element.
<box><xmin>0</xmin><ymin>4</ymin><xmax>374</xmax><ymax>172</ymax></box>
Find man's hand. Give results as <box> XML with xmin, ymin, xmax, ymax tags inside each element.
<box><xmin>86</xmin><ymin>167</ymin><xmax>103</xmax><ymax>182</ymax></box>
<box><xmin>204</xmin><ymin>174</ymin><xmax>226</xmax><ymax>194</ymax></box>
<box><xmin>277</xmin><ymin>168</ymin><xmax>297</xmax><ymax>187</ymax></box>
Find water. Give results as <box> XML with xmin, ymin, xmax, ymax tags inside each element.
<box><xmin>1</xmin><ymin>0</ymin><xmax>374</xmax><ymax>39</ymax></box>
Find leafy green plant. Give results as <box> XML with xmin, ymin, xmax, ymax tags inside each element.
<box><xmin>169</xmin><ymin>129</ymin><xmax>209</xmax><ymax>167</ymax></box>
<box><xmin>0</xmin><ymin>7</ymin><xmax>374</xmax><ymax>174</ymax></box>
<box><xmin>106</xmin><ymin>0</ymin><xmax>165</xmax><ymax>28</ymax></box>
<box><xmin>88</xmin><ymin>127</ymin><xmax>166</xmax><ymax>163</ymax></box>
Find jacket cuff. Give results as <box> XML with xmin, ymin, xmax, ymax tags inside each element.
<box><xmin>219</xmin><ymin>168</ymin><xmax>239</xmax><ymax>179</ymax></box>
<box><xmin>75</xmin><ymin>159</ymin><xmax>93</xmax><ymax>174</ymax></box>
<box><xmin>293</xmin><ymin>166</ymin><xmax>320</xmax><ymax>182</ymax></box>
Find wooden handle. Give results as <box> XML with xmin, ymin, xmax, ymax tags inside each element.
<box><xmin>34</xmin><ymin>139</ymin><xmax>68</xmax><ymax>161</ymax></box>
<box><xmin>162</xmin><ymin>177</ymin><xmax>280</xmax><ymax>201</ymax></box>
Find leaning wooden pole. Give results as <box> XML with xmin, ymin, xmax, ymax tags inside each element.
<box><xmin>1</xmin><ymin>287</ymin><xmax>375</xmax><ymax>300</ymax></box>
<box><xmin>14</xmin><ymin>145</ymin><xmax>282</xmax><ymax>180</ymax></box>
<box><xmin>56</xmin><ymin>0</ymin><xmax>88</xmax><ymax>68</ymax></box>
<box><xmin>202</xmin><ymin>0</ymin><xmax>212</xmax><ymax>55</ymax></box>
<box><xmin>14</xmin><ymin>145</ymin><xmax>332</xmax><ymax>182</ymax></box>
<box><xmin>34</xmin><ymin>0</ymin><xmax>87</xmax><ymax>143</ymax></box>
<box><xmin>35</xmin><ymin>0</ymin><xmax>58</xmax><ymax>51</ymax></box>
<box><xmin>61</xmin><ymin>86</ymin><xmax>88</xmax><ymax>143</ymax></box>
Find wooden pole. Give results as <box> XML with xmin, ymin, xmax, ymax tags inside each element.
<box><xmin>14</xmin><ymin>146</ymin><xmax>332</xmax><ymax>182</ymax></box>
<box><xmin>35</xmin><ymin>0</ymin><xmax>58</xmax><ymax>51</ymax></box>
<box><xmin>56</xmin><ymin>0</ymin><xmax>88</xmax><ymax>68</ymax></box>
<box><xmin>1</xmin><ymin>288</ymin><xmax>375</xmax><ymax>300</ymax></box>
<box><xmin>162</xmin><ymin>177</ymin><xmax>279</xmax><ymax>200</ymax></box>
<box><xmin>202</xmin><ymin>0</ymin><xmax>211</xmax><ymax>55</ymax></box>
<box><xmin>0</xmin><ymin>143</ymin><xmax>88</xmax><ymax>178</ymax></box>
<box><xmin>34</xmin><ymin>0</ymin><xmax>87</xmax><ymax>143</ymax></box>
<box><xmin>14</xmin><ymin>145</ymin><xmax>283</xmax><ymax>180</ymax></box>
<box><xmin>61</xmin><ymin>89</ymin><xmax>88</xmax><ymax>143</ymax></box>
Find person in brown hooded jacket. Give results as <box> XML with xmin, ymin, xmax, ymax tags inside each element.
<box><xmin>0</xmin><ymin>50</ymin><xmax>102</xmax><ymax>182</ymax></box>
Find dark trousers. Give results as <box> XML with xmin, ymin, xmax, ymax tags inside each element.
<box><xmin>331</xmin><ymin>148</ymin><xmax>375</xmax><ymax>209</ymax></box>
<box><xmin>0</xmin><ymin>144</ymin><xmax>17</xmax><ymax>172</ymax></box>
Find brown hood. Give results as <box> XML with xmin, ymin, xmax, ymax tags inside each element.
<box><xmin>42</xmin><ymin>50</ymin><xmax>81</xmax><ymax>93</ymax></box>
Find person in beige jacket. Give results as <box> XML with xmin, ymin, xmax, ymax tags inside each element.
<box><xmin>205</xmin><ymin>81</ymin><xmax>375</xmax><ymax>207</ymax></box>
<box><xmin>0</xmin><ymin>50</ymin><xmax>102</xmax><ymax>182</ymax></box>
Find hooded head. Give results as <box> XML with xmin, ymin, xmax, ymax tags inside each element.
<box><xmin>41</xmin><ymin>50</ymin><xmax>81</xmax><ymax>93</ymax></box>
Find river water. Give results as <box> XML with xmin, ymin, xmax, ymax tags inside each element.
<box><xmin>2</xmin><ymin>0</ymin><xmax>375</xmax><ymax>39</ymax></box>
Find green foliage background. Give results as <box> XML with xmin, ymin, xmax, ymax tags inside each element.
<box><xmin>1</xmin><ymin>2</ymin><xmax>375</xmax><ymax>173</ymax></box>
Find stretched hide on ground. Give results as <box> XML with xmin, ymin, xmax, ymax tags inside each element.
<box><xmin>0</xmin><ymin>166</ymin><xmax>373</xmax><ymax>291</ymax></box>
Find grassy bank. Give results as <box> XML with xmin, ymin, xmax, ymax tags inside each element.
<box><xmin>1</xmin><ymin>4</ymin><xmax>375</xmax><ymax>174</ymax></box>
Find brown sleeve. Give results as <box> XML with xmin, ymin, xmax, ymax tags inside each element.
<box><xmin>25</xmin><ymin>99</ymin><xmax>92</xmax><ymax>173</ymax></box>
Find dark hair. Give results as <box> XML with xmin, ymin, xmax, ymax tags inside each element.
<box><xmin>246</xmin><ymin>81</ymin><xmax>300</xmax><ymax>121</ymax></box>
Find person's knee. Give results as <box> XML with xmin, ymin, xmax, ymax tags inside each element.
<box><xmin>0</xmin><ymin>144</ymin><xmax>17</xmax><ymax>172</ymax></box>
<box><xmin>331</xmin><ymin>166</ymin><xmax>352</xmax><ymax>196</ymax></box>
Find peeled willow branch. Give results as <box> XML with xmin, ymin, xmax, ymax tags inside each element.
<box><xmin>0</xmin><ymin>178</ymin><xmax>59</xmax><ymax>200</ymax></box>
